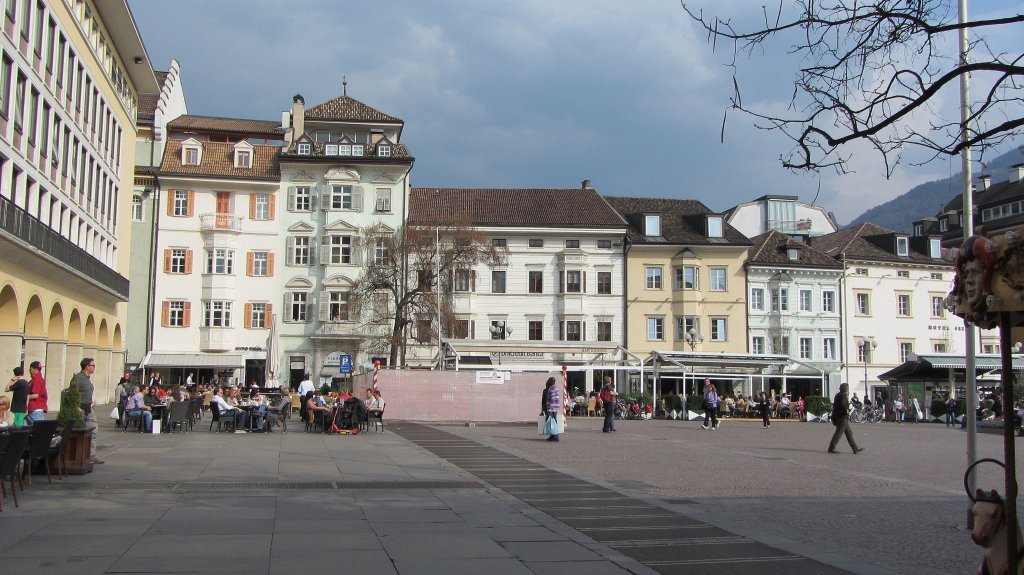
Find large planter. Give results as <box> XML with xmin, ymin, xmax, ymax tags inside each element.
<box><xmin>64</xmin><ymin>428</ymin><xmax>93</xmax><ymax>475</ymax></box>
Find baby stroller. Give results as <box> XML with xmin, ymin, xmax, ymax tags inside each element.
<box><xmin>330</xmin><ymin>397</ymin><xmax>364</xmax><ymax>434</ymax></box>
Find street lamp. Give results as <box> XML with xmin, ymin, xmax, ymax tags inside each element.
<box><xmin>858</xmin><ymin>338</ymin><xmax>878</xmax><ymax>394</ymax></box>
<box><xmin>684</xmin><ymin>327</ymin><xmax>704</xmax><ymax>351</ymax></box>
<box><xmin>489</xmin><ymin>321</ymin><xmax>513</xmax><ymax>365</ymax></box>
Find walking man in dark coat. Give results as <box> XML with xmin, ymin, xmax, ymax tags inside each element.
<box><xmin>828</xmin><ymin>383</ymin><xmax>864</xmax><ymax>454</ymax></box>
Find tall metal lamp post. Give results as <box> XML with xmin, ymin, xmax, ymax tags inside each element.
<box><xmin>489</xmin><ymin>321</ymin><xmax>512</xmax><ymax>365</ymax></box>
<box><xmin>858</xmin><ymin>337</ymin><xmax>878</xmax><ymax>398</ymax></box>
<box><xmin>684</xmin><ymin>328</ymin><xmax>704</xmax><ymax>396</ymax></box>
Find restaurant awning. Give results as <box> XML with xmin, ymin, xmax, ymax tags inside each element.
<box><xmin>878</xmin><ymin>353</ymin><xmax>1024</xmax><ymax>381</ymax></box>
<box><xmin>646</xmin><ymin>350</ymin><xmax>790</xmax><ymax>371</ymax></box>
<box><xmin>140</xmin><ymin>353</ymin><xmax>245</xmax><ymax>369</ymax></box>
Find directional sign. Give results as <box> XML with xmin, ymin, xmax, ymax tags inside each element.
<box><xmin>339</xmin><ymin>354</ymin><xmax>352</xmax><ymax>373</ymax></box>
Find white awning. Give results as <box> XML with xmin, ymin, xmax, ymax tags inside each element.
<box><xmin>141</xmin><ymin>353</ymin><xmax>245</xmax><ymax>369</ymax></box>
<box><xmin>909</xmin><ymin>353</ymin><xmax>1024</xmax><ymax>370</ymax></box>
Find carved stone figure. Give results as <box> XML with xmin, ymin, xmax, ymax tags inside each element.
<box><xmin>972</xmin><ymin>489</ymin><xmax>1024</xmax><ymax>575</ymax></box>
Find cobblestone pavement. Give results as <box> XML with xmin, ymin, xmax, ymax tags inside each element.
<box><xmin>436</xmin><ymin>417</ymin><xmax>1024</xmax><ymax>575</ymax></box>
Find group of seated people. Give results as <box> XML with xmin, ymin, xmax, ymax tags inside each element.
<box><xmin>119</xmin><ymin>380</ymin><xmax>207</xmax><ymax>432</ymax></box>
<box><xmin>301</xmin><ymin>387</ymin><xmax>385</xmax><ymax>433</ymax></box>
<box><xmin>210</xmin><ymin>386</ymin><xmax>291</xmax><ymax>432</ymax></box>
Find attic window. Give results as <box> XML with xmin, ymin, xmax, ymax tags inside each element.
<box><xmin>913</xmin><ymin>224</ymin><xmax>923</xmax><ymax>236</ymax></box>
<box><xmin>929</xmin><ymin>238</ymin><xmax>941</xmax><ymax>259</ymax></box>
<box><xmin>896</xmin><ymin>236</ymin><xmax>909</xmax><ymax>256</ymax></box>
<box><xmin>644</xmin><ymin>214</ymin><xmax>661</xmax><ymax>237</ymax></box>
<box><xmin>235</xmin><ymin>150</ymin><xmax>251</xmax><ymax>169</ymax></box>
<box><xmin>786</xmin><ymin>247</ymin><xmax>800</xmax><ymax>261</ymax></box>
<box><xmin>939</xmin><ymin>219</ymin><xmax>948</xmax><ymax>232</ymax></box>
<box><xmin>377</xmin><ymin>145</ymin><xmax>391</xmax><ymax>158</ymax></box>
<box><xmin>297</xmin><ymin>142</ymin><xmax>311</xmax><ymax>155</ymax></box>
<box><xmin>352</xmin><ymin>144</ymin><xmax>364</xmax><ymax>156</ymax></box>
<box><xmin>182</xmin><ymin>144</ymin><xmax>201</xmax><ymax>166</ymax></box>
<box><xmin>706</xmin><ymin>215</ymin><xmax>723</xmax><ymax>238</ymax></box>
<box><xmin>325</xmin><ymin>144</ymin><xmax>338</xmax><ymax>156</ymax></box>
<box><xmin>338</xmin><ymin>144</ymin><xmax>351</xmax><ymax>156</ymax></box>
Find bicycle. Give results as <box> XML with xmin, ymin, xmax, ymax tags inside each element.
<box><xmin>849</xmin><ymin>407</ymin><xmax>866</xmax><ymax>424</ymax></box>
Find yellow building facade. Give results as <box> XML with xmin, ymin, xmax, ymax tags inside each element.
<box><xmin>0</xmin><ymin>0</ymin><xmax>157</xmax><ymax>409</ymax></box>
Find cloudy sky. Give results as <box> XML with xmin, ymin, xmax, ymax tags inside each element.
<box><xmin>127</xmin><ymin>0</ymin><xmax>1020</xmax><ymax>225</ymax></box>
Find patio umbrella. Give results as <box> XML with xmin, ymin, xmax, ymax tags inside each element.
<box><xmin>265</xmin><ymin>313</ymin><xmax>280</xmax><ymax>390</ymax></box>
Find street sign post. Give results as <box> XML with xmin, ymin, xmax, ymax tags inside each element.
<box><xmin>339</xmin><ymin>354</ymin><xmax>352</xmax><ymax>374</ymax></box>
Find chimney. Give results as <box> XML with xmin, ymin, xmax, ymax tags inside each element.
<box><xmin>979</xmin><ymin>174</ymin><xmax>992</xmax><ymax>190</ymax></box>
<box><xmin>291</xmin><ymin>94</ymin><xmax>305</xmax><ymax>144</ymax></box>
<box><xmin>370</xmin><ymin>129</ymin><xmax>384</xmax><ymax>144</ymax></box>
<box><xmin>582</xmin><ymin>179</ymin><xmax>591</xmax><ymax>189</ymax></box>
<box><xmin>1010</xmin><ymin>164</ymin><xmax>1024</xmax><ymax>184</ymax></box>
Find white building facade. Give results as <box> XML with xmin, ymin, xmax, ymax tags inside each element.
<box><xmin>726</xmin><ymin>194</ymin><xmax>838</xmax><ymax>241</ymax></box>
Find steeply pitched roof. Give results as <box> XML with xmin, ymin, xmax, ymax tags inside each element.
<box><xmin>602</xmin><ymin>196</ymin><xmax>751</xmax><ymax>246</ymax></box>
<box><xmin>745</xmin><ymin>230</ymin><xmax>841</xmax><ymax>269</ymax></box>
<box><xmin>809</xmin><ymin>222</ymin><xmax>945</xmax><ymax>264</ymax></box>
<box><xmin>305</xmin><ymin>94</ymin><xmax>402</xmax><ymax>123</ymax></box>
<box><xmin>137</xmin><ymin>70</ymin><xmax>170</xmax><ymax>122</ymax></box>
<box><xmin>159</xmin><ymin>140</ymin><xmax>280</xmax><ymax>181</ymax></box>
<box><xmin>408</xmin><ymin>188</ymin><xmax>627</xmax><ymax>229</ymax></box>
<box><xmin>167</xmin><ymin>115</ymin><xmax>282</xmax><ymax>136</ymax></box>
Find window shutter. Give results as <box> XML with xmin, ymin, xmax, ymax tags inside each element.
<box><xmin>470</xmin><ymin>270</ymin><xmax>476</xmax><ymax>292</ymax></box>
<box><xmin>287</xmin><ymin>186</ymin><xmax>296</xmax><ymax>211</ymax></box>
<box><xmin>166</xmin><ymin>191</ymin><xmax>174</xmax><ymax>216</ymax></box>
<box><xmin>265</xmin><ymin>304</ymin><xmax>273</xmax><ymax>327</ymax></box>
<box><xmin>267</xmin><ymin>253</ymin><xmax>275</xmax><ymax>276</ymax></box>
<box><xmin>319</xmin><ymin>296</ymin><xmax>329</xmax><ymax>321</ymax></box>
<box><xmin>285</xmin><ymin>236</ymin><xmax>295</xmax><ymax>266</ymax></box>
<box><xmin>319</xmin><ymin>235</ymin><xmax>329</xmax><ymax>265</ymax></box>
<box><xmin>352</xmin><ymin>186</ymin><xmax>364</xmax><ymax>211</ymax></box>
<box><xmin>582</xmin><ymin>271</ymin><xmax>587</xmax><ymax>293</ymax></box>
<box><xmin>582</xmin><ymin>322</ymin><xmax>587</xmax><ymax>341</ymax></box>
<box><xmin>246</xmin><ymin>251</ymin><xmax>254</xmax><ymax>276</ymax></box>
<box><xmin>470</xmin><ymin>320</ymin><xmax>475</xmax><ymax>339</ymax></box>
<box><xmin>310</xmin><ymin>189</ymin><xmax>318</xmax><ymax>211</ymax></box>
<box><xmin>183</xmin><ymin>301</ymin><xmax>191</xmax><ymax>327</ymax></box>
<box><xmin>163</xmin><ymin>248</ymin><xmax>171</xmax><ymax>273</ymax></box>
<box><xmin>306</xmin><ymin>303</ymin><xmax>315</xmax><ymax>323</ymax></box>
<box><xmin>244</xmin><ymin>303</ymin><xmax>252</xmax><ymax>329</ymax></box>
<box><xmin>559</xmin><ymin>271</ymin><xmax>565</xmax><ymax>293</ymax></box>
<box><xmin>268</xmin><ymin>194</ymin><xmax>276</xmax><ymax>219</ymax></box>
<box><xmin>184</xmin><ymin>250</ymin><xmax>193</xmax><ymax>274</ymax></box>
<box><xmin>161</xmin><ymin>301</ymin><xmax>169</xmax><ymax>327</ymax></box>
<box><xmin>186</xmin><ymin>190</ymin><xmax>195</xmax><ymax>216</ymax></box>
<box><xmin>282</xmin><ymin>293</ymin><xmax>291</xmax><ymax>321</ymax></box>
<box><xmin>320</xmin><ymin>185</ymin><xmax>330</xmax><ymax>211</ymax></box>
<box><xmin>352</xmin><ymin>236</ymin><xmax>363</xmax><ymax>265</ymax></box>
<box><xmin>248</xmin><ymin>194</ymin><xmax>257</xmax><ymax>220</ymax></box>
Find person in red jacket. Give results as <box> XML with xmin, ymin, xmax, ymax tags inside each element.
<box><xmin>26</xmin><ymin>360</ymin><xmax>48</xmax><ymax>424</ymax></box>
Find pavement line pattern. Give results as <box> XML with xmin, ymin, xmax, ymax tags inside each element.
<box><xmin>393</xmin><ymin>423</ymin><xmax>855</xmax><ymax>575</ymax></box>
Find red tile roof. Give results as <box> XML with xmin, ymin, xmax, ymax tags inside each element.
<box><xmin>305</xmin><ymin>94</ymin><xmax>402</xmax><ymax>123</ymax></box>
<box><xmin>408</xmin><ymin>188</ymin><xmax>627</xmax><ymax>228</ymax></box>
<box><xmin>167</xmin><ymin>115</ymin><xmax>282</xmax><ymax>136</ymax></box>
<box><xmin>159</xmin><ymin>140</ymin><xmax>280</xmax><ymax>181</ymax></box>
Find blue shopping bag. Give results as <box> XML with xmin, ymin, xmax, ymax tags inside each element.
<box><xmin>544</xmin><ymin>414</ymin><xmax>558</xmax><ymax>435</ymax></box>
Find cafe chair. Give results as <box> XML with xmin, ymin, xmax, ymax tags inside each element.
<box><xmin>0</xmin><ymin>430</ymin><xmax>30</xmax><ymax>510</ymax></box>
<box><xmin>48</xmin><ymin>424</ymin><xmax>73</xmax><ymax>479</ymax></box>
<box><xmin>165</xmin><ymin>401</ymin><xmax>191</xmax><ymax>433</ymax></box>
<box><xmin>22</xmin><ymin>420</ymin><xmax>59</xmax><ymax>486</ymax></box>
<box><xmin>366</xmin><ymin>407</ymin><xmax>385</xmax><ymax>433</ymax></box>
<box><xmin>123</xmin><ymin>408</ymin><xmax>146</xmax><ymax>433</ymax></box>
<box><xmin>209</xmin><ymin>403</ymin><xmax>236</xmax><ymax>432</ymax></box>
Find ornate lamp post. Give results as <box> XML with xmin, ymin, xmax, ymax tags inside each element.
<box><xmin>489</xmin><ymin>321</ymin><xmax>512</xmax><ymax>365</ymax></box>
<box><xmin>857</xmin><ymin>337</ymin><xmax>878</xmax><ymax>396</ymax></box>
<box><xmin>684</xmin><ymin>327</ymin><xmax>704</xmax><ymax>351</ymax></box>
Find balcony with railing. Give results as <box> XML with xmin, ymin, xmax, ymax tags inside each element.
<box><xmin>767</xmin><ymin>218</ymin><xmax>813</xmax><ymax>234</ymax></box>
<box><xmin>0</xmin><ymin>194</ymin><xmax>129</xmax><ymax>299</ymax></box>
<box><xmin>200</xmin><ymin>213</ymin><xmax>243</xmax><ymax>233</ymax></box>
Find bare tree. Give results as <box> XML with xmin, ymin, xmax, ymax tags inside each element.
<box><xmin>682</xmin><ymin>1</ymin><xmax>1024</xmax><ymax>174</ymax></box>
<box><xmin>355</xmin><ymin>221</ymin><xmax>504</xmax><ymax>366</ymax></box>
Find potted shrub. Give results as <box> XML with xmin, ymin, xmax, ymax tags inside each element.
<box><xmin>57</xmin><ymin>384</ymin><xmax>92</xmax><ymax>475</ymax></box>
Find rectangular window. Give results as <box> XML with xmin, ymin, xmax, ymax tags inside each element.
<box><xmin>297</xmin><ymin>142</ymin><xmax>310</xmax><ymax>155</ymax></box>
<box><xmin>491</xmin><ymin>270</ymin><xmax>506</xmax><ymax>293</ymax></box>
<box><xmin>173</xmin><ymin>190</ymin><xmax>189</xmax><ymax>216</ymax></box>
<box><xmin>374</xmin><ymin>188</ymin><xmax>391</xmax><ymax>212</ymax></box>
<box><xmin>645</xmin><ymin>266</ymin><xmax>662</xmax><ymax>289</ymax></box>
<box><xmin>565</xmin><ymin>270</ymin><xmax>582</xmax><ymax>293</ymax></box>
<box><xmin>325</xmin><ymin>144</ymin><xmax>338</xmax><ymax>156</ymax></box>
<box><xmin>932</xmin><ymin>296</ymin><xmax>945</xmax><ymax>318</ymax></box>
<box><xmin>678</xmin><ymin>266</ymin><xmax>698</xmax><ymax>290</ymax></box>
<box><xmin>899</xmin><ymin>341</ymin><xmax>913</xmax><ymax>363</ymax></box>
<box><xmin>490</xmin><ymin>320</ymin><xmax>508</xmax><ymax>340</ymax></box>
<box><xmin>236</xmin><ymin>150</ymin><xmax>251</xmax><ymax>168</ymax></box>
<box><xmin>491</xmin><ymin>238</ymin><xmax>507</xmax><ymax>248</ymax></box>
<box><xmin>373</xmin><ymin>237</ymin><xmax>389</xmax><ymax>265</ymax></box>
<box><xmin>750</xmin><ymin>288</ymin><xmax>764</xmax><ymax>311</ymax></box>
<box><xmin>289</xmin><ymin>292</ymin><xmax>308</xmax><ymax>322</ymax></box>
<box><xmin>454</xmin><ymin>269</ymin><xmax>474</xmax><ymax>292</ymax></box>
<box><xmin>644</xmin><ymin>214</ymin><xmax>661</xmax><ymax>236</ymax></box>
<box><xmin>855</xmin><ymin>268</ymin><xmax>868</xmax><ymax>275</ymax></box>
<box><xmin>856</xmin><ymin>292</ymin><xmax>870</xmax><ymax>315</ymax></box>
<box><xmin>328</xmin><ymin>291</ymin><xmax>349</xmax><ymax>321</ymax></box>
<box><xmin>799</xmin><ymin>289</ymin><xmax>812</xmax><ymax>312</ymax></box>
<box><xmin>251</xmin><ymin>252</ymin><xmax>269</xmax><ymax>276</ymax></box>
<box><xmin>597</xmin><ymin>271</ymin><xmax>611</xmax><ymax>294</ymax></box>
<box><xmin>683</xmin><ymin>316</ymin><xmax>701</xmax><ymax>340</ymax></box>
<box><xmin>823</xmin><ymin>338</ymin><xmax>837</xmax><ymax>360</ymax></box>
<box><xmin>167</xmin><ymin>300</ymin><xmax>186</xmax><ymax>327</ymax></box>
<box><xmin>771</xmin><ymin>288</ymin><xmax>789</xmax><ymax>312</ymax></box>
<box><xmin>293</xmin><ymin>186</ymin><xmax>311</xmax><ymax>211</ymax></box>
<box><xmin>528</xmin><ymin>271</ymin><xmax>543</xmax><ymax>294</ymax></box>
<box><xmin>896</xmin><ymin>236</ymin><xmax>909</xmax><ymax>256</ymax></box>
<box><xmin>328</xmin><ymin>235</ymin><xmax>352</xmax><ymax>265</ymax></box>
<box><xmin>709</xmin><ymin>267</ymin><xmax>727</xmax><ymax>291</ymax></box>
<box><xmin>897</xmin><ymin>294</ymin><xmax>911</xmax><ymax>316</ymax></box>
<box><xmin>253</xmin><ymin>194</ymin><xmax>270</xmax><ymax>220</ymax></box>
<box><xmin>752</xmin><ymin>336</ymin><xmax>765</xmax><ymax>354</ymax></box>
<box><xmin>822</xmin><ymin>291</ymin><xmax>835</xmax><ymax>313</ymax></box>
<box><xmin>206</xmin><ymin>248</ymin><xmax>234</xmax><ymax>274</ymax></box>
<box><xmin>169</xmin><ymin>248</ymin><xmax>186</xmax><ymax>274</ymax></box>
<box><xmin>565</xmin><ymin>320</ymin><xmax>582</xmax><ymax>341</ymax></box>
<box><xmin>565</xmin><ymin>239</ymin><xmax>579</xmax><ymax>248</ymax></box>
<box><xmin>183</xmin><ymin>147</ymin><xmax>199</xmax><ymax>165</ymax></box>
<box><xmin>647</xmin><ymin>317</ymin><xmax>664</xmax><ymax>341</ymax></box>
<box><xmin>597</xmin><ymin>321</ymin><xmax>611</xmax><ymax>341</ymax></box>
<box><xmin>933</xmin><ymin>342</ymin><xmax>948</xmax><ymax>353</ymax></box>
<box><xmin>931</xmin><ymin>272</ymin><xmax>943</xmax><ymax>280</ymax></box>
<box><xmin>203</xmin><ymin>301</ymin><xmax>232</xmax><ymax>328</ymax></box>
<box><xmin>331</xmin><ymin>185</ymin><xmax>353</xmax><ymax>209</ymax></box>
<box><xmin>14</xmin><ymin>71</ymin><xmax>25</xmax><ymax>130</ymax></box>
<box><xmin>706</xmin><ymin>216</ymin><xmax>723</xmax><ymax>238</ymax></box>
<box><xmin>710</xmin><ymin>317</ymin><xmax>727</xmax><ymax>341</ymax></box>
<box><xmin>291</xmin><ymin>236</ymin><xmax>310</xmax><ymax>266</ymax></box>
<box><xmin>249</xmin><ymin>303</ymin><xmax>267</xmax><ymax>329</ymax></box>
<box><xmin>132</xmin><ymin>195</ymin><xmax>143</xmax><ymax>221</ymax></box>
<box><xmin>596</xmin><ymin>240</ymin><xmax>612</xmax><ymax>249</ymax></box>
<box><xmin>528</xmin><ymin>238</ymin><xmax>543</xmax><ymax>248</ymax></box>
<box><xmin>528</xmin><ymin>321</ymin><xmax>543</xmax><ymax>341</ymax></box>
<box><xmin>799</xmin><ymin>337</ymin><xmax>812</xmax><ymax>359</ymax></box>
<box><xmin>415</xmin><ymin>320</ymin><xmax>432</xmax><ymax>342</ymax></box>
<box><xmin>451</xmin><ymin>320</ymin><xmax>470</xmax><ymax>339</ymax></box>
<box><xmin>0</xmin><ymin>53</ymin><xmax>11</xmax><ymax>118</ymax></box>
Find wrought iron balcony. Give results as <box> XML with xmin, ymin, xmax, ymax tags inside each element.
<box><xmin>0</xmin><ymin>194</ymin><xmax>129</xmax><ymax>300</ymax></box>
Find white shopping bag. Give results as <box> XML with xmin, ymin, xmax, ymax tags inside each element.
<box><xmin>537</xmin><ymin>415</ymin><xmax>547</xmax><ymax>435</ymax></box>
<box><xmin>151</xmin><ymin>420</ymin><xmax>161</xmax><ymax>434</ymax></box>
<box><xmin>556</xmin><ymin>412</ymin><xmax>566</xmax><ymax>433</ymax></box>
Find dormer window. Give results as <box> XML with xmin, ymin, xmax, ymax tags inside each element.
<box><xmin>787</xmin><ymin>247</ymin><xmax>800</xmax><ymax>261</ymax></box>
<box><xmin>377</xmin><ymin>145</ymin><xmax>391</xmax><ymax>158</ymax></box>
<box><xmin>338</xmin><ymin>144</ymin><xmax>351</xmax><ymax>156</ymax></box>
<box><xmin>325</xmin><ymin>144</ymin><xmax>338</xmax><ymax>156</ymax></box>
<box><xmin>644</xmin><ymin>214</ymin><xmax>661</xmax><ymax>237</ymax></box>
<box><xmin>352</xmin><ymin>144</ymin><xmax>364</xmax><ymax>156</ymax></box>
<box><xmin>913</xmin><ymin>224</ymin><xmax>923</xmax><ymax>236</ymax></box>
<box><xmin>233</xmin><ymin>141</ymin><xmax>254</xmax><ymax>169</ymax></box>
<box><xmin>706</xmin><ymin>215</ymin><xmax>723</xmax><ymax>238</ymax></box>
<box><xmin>181</xmin><ymin>138</ymin><xmax>202</xmax><ymax>166</ymax></box>
<box><xmin>896</xmin><ymin>236</ymin><xmax>909</xmax><ymax>256</ymax></box>
<box><xmin>929</xmin><ymin>238</ymin><xmax>941</xmax><ymax>259</ymax></box>
<box><xmin>939</xmin><ymin>219</ymin><xmax>948</xmax><ymax>232</ymax></box>
<box><xmin>297</xmin><ymin>142</ymin><xmax>311</xmax><ymax>155</ymax></box>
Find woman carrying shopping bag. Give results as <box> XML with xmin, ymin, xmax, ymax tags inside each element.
<box><xmin>541</xmin><ymin>377</ymin><xmax>562</xmax><ymax>442</ymax></box>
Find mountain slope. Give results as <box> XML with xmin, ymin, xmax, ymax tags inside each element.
<box><xmin>847</xmin><ymin>147</ymin><xmax>1024</xmax><ymax>231</ymax></box>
